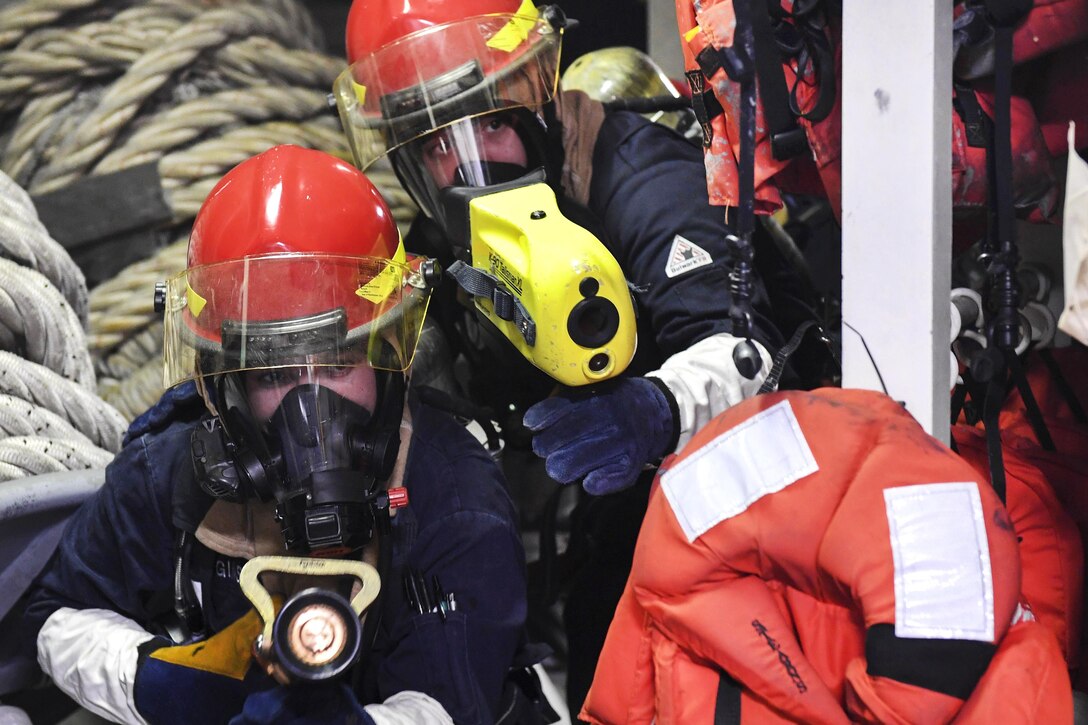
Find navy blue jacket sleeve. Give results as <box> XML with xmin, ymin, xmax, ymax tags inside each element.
<box><xmin>588</xmin><ymin>112</ymin><xmax>783</xmax><ymax>358</ymax></box>
<box><xmin>378</xmin><ymin>406</ymin><xmax>526</xmax><ymax>724</ymax></box>
<box><xmin>22</xmin><ymin>420</ymin><xmax>189</xmax><ymax>651</ymax></box>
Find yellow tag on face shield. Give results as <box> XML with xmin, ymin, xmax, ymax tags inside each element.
<box><xmin>451</xmin><ymin>182</ymin><xmax>637</xmax><ymax>386</ymax></box>
<box><xmin>487</xmin><ymin>0</ymin><xmax>540</xmax><ymax>52</ymax></box>
<box><xmin>356</xmin><ymin>236</ymin><xmax>406</xmax><ymax>303</ymax></box>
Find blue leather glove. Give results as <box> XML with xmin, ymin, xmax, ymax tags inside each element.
<box><xmin>230</xmin><ymin>681</ymin><xmax>374</xmax><ymax>725</ymax></box>
<box><xmin>133</xmin><ymin>607</ymin><xmax>276</xmax><ymax>724</ymax></box>
<box><xmin>522</xmin><ymin>377</ymin><xmax>678</xmax><ymax>495</ymax></box>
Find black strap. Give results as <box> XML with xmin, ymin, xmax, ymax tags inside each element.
<box><xmin>686</xmin><ymin>69</ymin><xmax>726</xmax><ymax>147</ymax></box>
<box><xmin>172</xmin><ymin>529</ymin><xmax>204</xmax><ymax>640</ymax></box>
<box><xmin>786</xmin><ymin>20</ymin><xmax>837</xmax><ymax>124</ymax></box>
<box><xmin>447</xmin><ymin>260</ymin><xmax>537</xmax><ymax>346</ymax></box>
<box><xmin>953</xmin><ymin>83</ymin><xmax>991</xmax><ymax>148</ymax></box>
<box><xmin>982</xmin><ymin>367</ymin><xmax>1007</xmax><ymax>502</ymax></box>
<box><xmin>601</xmin><ymin>95</ymin><xmax>694</xmax><ymax>114</ymax></box>
<box><xmin>983</xmin><ymin>16</ymin><xmax>1054</xmax><ymax>454</ymax></box>
<box><xmin>749</xmin><ymin>0</ymin><xmax>809</xmax><ymax>160</ymax></box>
<box><xmin>865</xmin><ymin>623</ymin><xmax>996</xmax><ymax>700</ymax></box>
<box><xmin>694</xmin><ymin>39</ymin><xmax>753</xmax><ymax>88</ymax></box>
<box><xmin>1008</xmin><ymin>353</ymin><xmax>1056</xmax><ymax>451</ymax></box>
<box><xmin>721</xmin><ymin>0</ymin><xmax>765</xmax><ymax>380</ymax></box>
<box><xmin>950</xmin><ymin>377</ymin><xmax>969</xmax><ymax>425</ymax></box>
<box><xmin>757</xmin><ymin>319</ymin><xmax>837</xmax><ymax>394</ymax></box>
<box><xmin>975</xmin><ymin>13</ymin><xmax>1020</xmax><ymax>502</ymax></box>
<box><xmin>714</xmin><ymin>670</ymin><xmax>743</xmax><ymax>725</ymax></box>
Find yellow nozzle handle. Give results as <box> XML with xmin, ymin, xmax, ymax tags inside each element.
<box><xmin>239</xmin><ymin>555</ymin><xmax>381</xmax><ymax>645</ymax></box>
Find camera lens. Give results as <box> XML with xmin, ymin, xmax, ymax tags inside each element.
<box><xmin>567</xmin><ymin>297</ymin><xmax>619</xmax><ymax>348</ymax></box>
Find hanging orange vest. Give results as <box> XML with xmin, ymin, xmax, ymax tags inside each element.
<box><xmin>674</xmin><ymin>0</ymin><xmax>1080</xmax><ymax>223</ymax></box>
<box><xmin>582</xmin><ymin>388</ymin><xmax>1072</xmax><ymax>724</ymax></box>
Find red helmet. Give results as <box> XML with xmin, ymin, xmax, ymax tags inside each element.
<box><xmin>162</xmin><ymin>145</ymin><xmax>432</xmax><ymax>388</ymax></box>
<box><xmin>333</xmin><ymin>0</ymin><xmax>564</xmax><ymax>172</ymax></box>
<box><xmin>345</xmin><ymin>0</ymin><xmax>528</xmax><ymax>66</ymax></box>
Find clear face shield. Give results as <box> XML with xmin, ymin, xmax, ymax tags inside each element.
<box><xmin>162</xmin><ymin>251</ymin><xmax>431</xmax><ymax>388</ymax></box>
<box><xmin>391</xmin><ymin>108</ymin><xmax>550</xmax><ymax>239</ymax></box>
<box><xmin>161</xmin><ymin>252</ymin><xmax>430</xmax><ymax>554</ymax></box>
<box><xmin>333</xmin><ymin>6</ymin><xmax>563</xmax><ymax>230</ymax></box>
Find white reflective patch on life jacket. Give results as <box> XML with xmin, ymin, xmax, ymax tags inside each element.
<box><xmin>661</xmin><ymin>399</ymin><xmax>818</xmax><ymax>542</ymax></box>
<box><xmin>664</xmin><ymin>234</ymin><xmax>713</xmax><ymax>278</ymax></box>
<box><xmin>884</xmin><ymin>482</ymin><xmax>995</xmax><ymax>642</ymax></box>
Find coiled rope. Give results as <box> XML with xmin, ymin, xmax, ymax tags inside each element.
<box><xmin>0</xmin><ymin>0</ymin><xmax>418</xmax><ymax>429</ymax></box>
<box><xmin>0</xmin><ymin>163</ymin><xmax>122</xmax><ymax>479</ymax></box>
<box><xmin>0</xmin><ymin>166</ymin><xmax>86</xmax><ymax>322</ymax></box>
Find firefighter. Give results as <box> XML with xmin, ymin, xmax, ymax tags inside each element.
<box><xmin>23</xmin><ymin>145</ymin><xmax>534</xmax><ymax>725</ymax></box>
<box><xmin>333</xmin><ymin>1</ymin><xmax>801</xmax><ymax>712</ymax></box>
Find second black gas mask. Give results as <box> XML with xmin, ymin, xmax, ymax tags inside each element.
<box><xmin>191</xmin><ymin>371</ymin><xmax>406</xmax><ymax>557</ymax></box>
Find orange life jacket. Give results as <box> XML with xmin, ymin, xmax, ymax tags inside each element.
<box><xmin>582</xmin><ymin>388</ymin><xmax>1071</xmax><ymax>724</ymax></box>
<box><xmin>674</xmin><ymin>0</ymin><xmax>1081</xmax><ymax>223</ymax></box>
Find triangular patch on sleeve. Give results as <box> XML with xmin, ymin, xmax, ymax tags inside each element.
<box><xmin>665</xmin><ymin>234</ymin><xmax>714</xmax><ymax>278</ymax></box>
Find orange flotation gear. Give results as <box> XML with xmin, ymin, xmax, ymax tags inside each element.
<box><xmin>582</xmin><ymin>388</ymin><xmax>1072</xmax><ymax>724</ymax></box>
<box><xmin>673</xmin><ymin>0</ymin><xmax>1084</xmax><ymax>224</ymax></box>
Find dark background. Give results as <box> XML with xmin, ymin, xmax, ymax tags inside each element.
<box><xmin>306</xmin><ymin>0</ymin><xmax>648</xmax><ymax>70</ymax></box>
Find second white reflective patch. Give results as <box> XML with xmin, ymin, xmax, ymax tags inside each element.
<box><xmin>661</xmin><ymin>400</ymin><xmax>818</xmax><ymax>542</ymax></box>
<box><xmin>884</xmin><ymin>482</ymin><xmax>995</xmax><ymax>642</ymax></box>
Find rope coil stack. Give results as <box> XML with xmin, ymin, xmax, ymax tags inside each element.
<box><xmin>0</xmin><ymin>0</ymin><xmax>418</xmax><ymax>428</ymax></box>
<box><xmin>0</xmin><ymin>174</ymin><xmax>124</xmax><ymax>479</ymax></box>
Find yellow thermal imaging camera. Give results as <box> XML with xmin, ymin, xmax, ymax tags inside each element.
<box><xmin>442</xmin><ymin>173</ymin><xmax>637</xmax><ymax>387</ymax></box>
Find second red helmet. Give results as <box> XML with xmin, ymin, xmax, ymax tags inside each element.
<box><xmin>334</xmin><ymin>0</ymin><xmax>564</xmax><ymax>172</ymax></box>
<box><xmin>162</xmin><ymin>145</ymin><xmax>433</xmax><ymax>388</ymax></box>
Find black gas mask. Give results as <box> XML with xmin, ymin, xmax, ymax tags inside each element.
<box><xmin>191</xmin><ymin>369</ymin><xmax>405</xmax><ymax>556</ymax></box>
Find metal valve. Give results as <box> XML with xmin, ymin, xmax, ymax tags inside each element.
<box><xmin>241</xmin><ymin>556</ymin><xmax>381</xmax><ymax>684</ymax></box>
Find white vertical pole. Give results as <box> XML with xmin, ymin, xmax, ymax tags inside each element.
<box><xmin>647</xmin><ymin>0</ymin><xmax>685</xmax><ymax>78</ymax></box>
<box><xmin>841</xmin><ymin>0</ymin><xmax>953</xmax><ymax>442</ymax></box>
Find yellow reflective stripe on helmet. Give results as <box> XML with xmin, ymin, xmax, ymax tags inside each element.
<box><xmin>356</xmin><ymin>236</ymin><xmax>407</xmax><ymax>302</ymax></box>
<box><xmin>187</xmin><ymin>282</ymin><xmax>207</xmax><ymax>317</ymax></box>
<box><xmin>683</xmin><ymin>25</ymin><xmax>701</xmax><ymax>42</ymax></box>
<box><xmin>352</xmin><ymin>80</ymin><xmax>367</xmax><ymax>105</ymax></box>
<box><xmin>486</xmin><ymin>0</ymin><xmax>540</xmax><ymax>52</ymax></box>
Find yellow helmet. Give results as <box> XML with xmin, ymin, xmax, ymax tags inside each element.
<box><xmin>561</xmin><ymin>46</ymin><xmax>691</xmax><ymax>132</ymax></box>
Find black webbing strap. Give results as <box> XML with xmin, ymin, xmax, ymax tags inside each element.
<box><xmin>685</xmin><ymin>68</ymin><xmax>725</xmax><ymax>147</ymax></box>
<box><xmin>975</xmin><ymin>1</ymin><xmax>1042</xmax><ymax>501</ymax></box>
<box><xmin>786</xmin><ymin>19</ymin><xmax>837</xmax><ymax>125</ymax></box>
<box><xmin>953</xmin><ymin>82</ymin><xmax>991</xmax><ymax>148</ymax></box>
<box><xmin>602</xmin><ymin>95</ymin><xmax>695</xmax><ymax>114</ymax></box>
<box><xmin>766</xmin><ymin>0</ymin><xmax>835</xmax><ymax>125</ymax></box>
<box><xmin>950</xmin><ymin>377</ymin><xmax>969</xmax><ymax>424</ymax></box>
<box><xmin>172</xmin><ymin>529</ymin><xmax>204</xmax><ymax>640</ymax></box>
<box><xmin>749</xmin><ymin>0</ymin><xmax>808</xmax><ymax>160</ymax></box>
<box><xmin>714</xmin><ymin>670</ymin><xmax>743</xmax><ymax>724</ymax></box>
<box><xmin>1008</xmin><ymin>353</ymin><xmax>1056</xmax><ymax>451</ymax></box>
<box><xmin>447</xmin><ymin>260</ymin><xmax>537</xmax><ymax>346</ymax></box>
<box><xmin>983</xmin><ymin>370</ymin><xmax>1007</xmax><ymax>502</ymax></box>
<box><xmin>691</xmin><ymin>16</ymin><xmax>752</xmax><ymax>147</ymax></box>
<box><xmin>986</xmin><ymin>17</ymin><xmax>1054</xmax><ymax>454</ymax></box>
<box><xmin>756</xmin><ymin>319</ymin><xmax>838</xmax><ymax>394</ymax></box>
<box><xmin>723</xmin><ymin>0</ymin><xmax>765</xmax><ymax>380</ymax></box>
